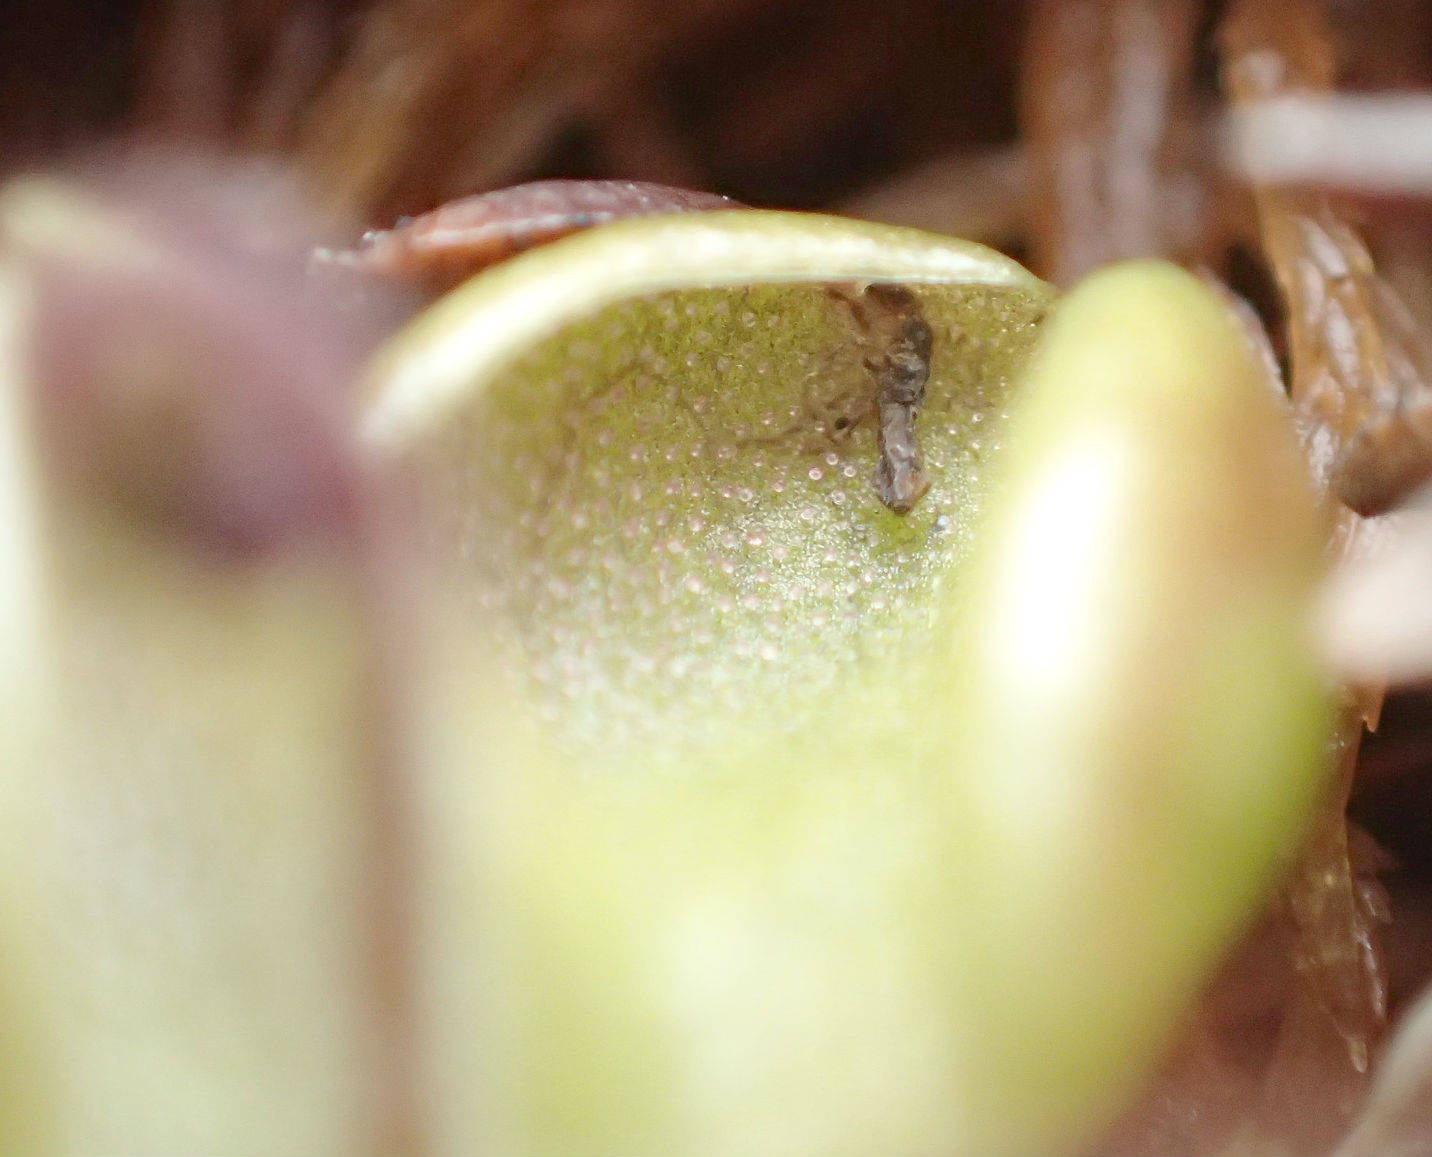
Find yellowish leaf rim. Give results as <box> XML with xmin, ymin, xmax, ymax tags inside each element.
<box><xmin>360</xmin><ymin>209</ymin><xmax>1050</xmax><ymax>447</ymax></box>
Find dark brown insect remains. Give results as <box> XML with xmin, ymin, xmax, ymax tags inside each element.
<box><xmin>838</xmin><ymin>284</ymin><xmax>934</xmax><ymax>515</ymax></box>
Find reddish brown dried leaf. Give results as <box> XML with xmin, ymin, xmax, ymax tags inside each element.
<box><xmin>1221</xmin><ymin>1</ymin><xmax>1432</xmax><ymax>517</ymax></box>
<box><xmin>1019</xmin><ymin>0</ymin><xmax>1203</xmax><ymax>285</ymax></box>
<box><xmin>1216</xmin><ymin>0</ymin><xmax>1394</xmax><ymax>1140</ymax></box>
<box><xmin>328</xmin><ymin>178</ymin><xmax>738</xmax><ymax>294</ymax></box>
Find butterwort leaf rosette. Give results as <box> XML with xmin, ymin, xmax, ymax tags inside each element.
<box><xmin>0</xmin><ymin>164</ymin><xmax>1338</xmax><ymax>1153</ymax></box>
<box><xmin>365</xmin><ymin>207</ymin><xmax>1336</xmax><ymax>1156</ymax></box>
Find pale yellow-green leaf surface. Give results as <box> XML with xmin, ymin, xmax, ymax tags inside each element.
<box><xmin>373</xmin><ymin>214</ymin><xmax>1053</xmax><ymax>1155</ymax></box>
<box><xmin>937</xmin><ymin>262</ymin><xmax>1334</xmax><ymax>1151</ymax></box>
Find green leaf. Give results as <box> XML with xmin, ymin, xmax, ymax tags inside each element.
<box><xmin>938</xmin><ymin>261</ymin><xmax>1334</xmax><ymax>1152</ymax></box>
<box><xmin>0</xmin><ymin>178</ymin><xmax>399</xmax><ymax>1154</ymax></box>
<box><xmin>368</xmin><ymin>212</ymin><xmax>1055</xmax><ymax>1154</ymax></box>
